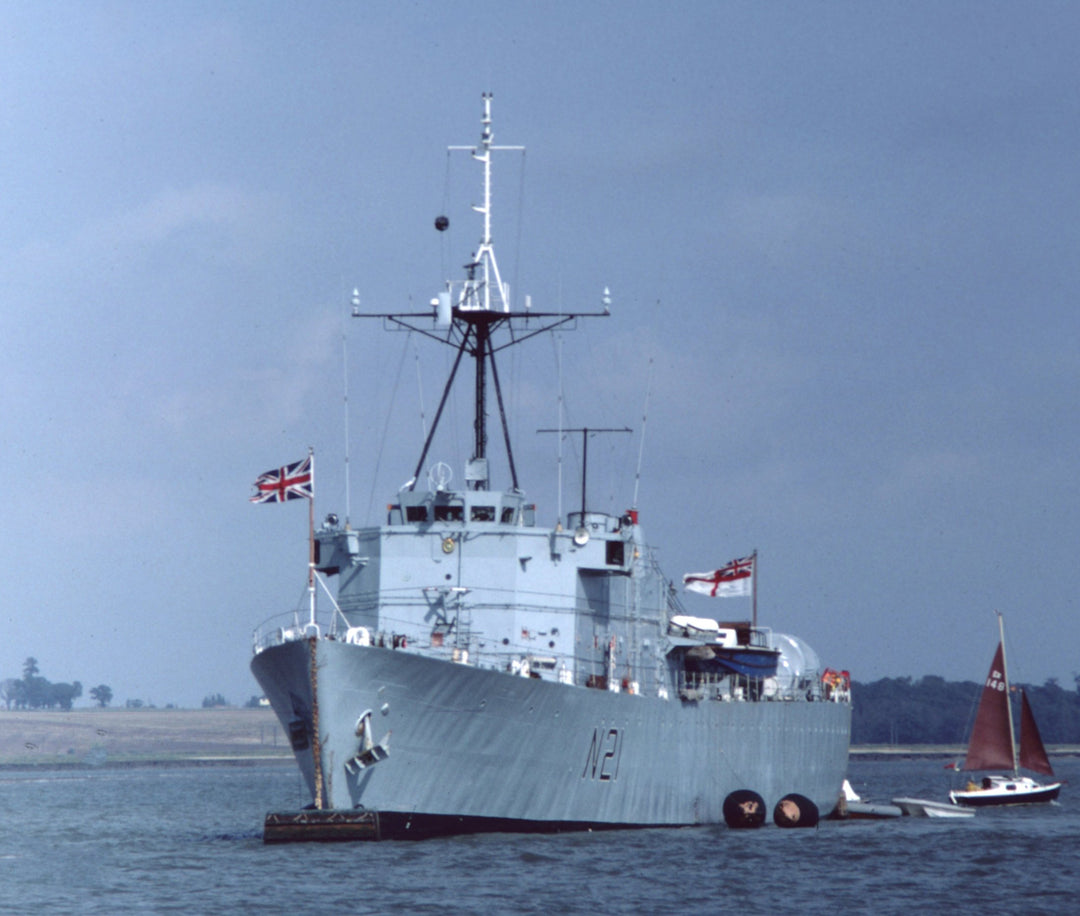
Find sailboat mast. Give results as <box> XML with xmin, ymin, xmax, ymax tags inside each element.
<box><xmin>997</xmin><ymin>611</ymin><xmax>1020</xmax><ymax>775</ymax></box>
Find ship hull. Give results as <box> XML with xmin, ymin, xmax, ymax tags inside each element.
<box><xmin>252</xmin><ymin>638</ymin><xmax>851</xmax><ymax>838</ymax></box>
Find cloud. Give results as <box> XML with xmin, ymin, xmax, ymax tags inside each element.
<box><xmin>154</xmin><ymin>305</ymin><xmax>341</xmax><ymax>437</ymax></box>
<box><xmin>7</xmin><ymin>182</ymin><xmax>285</xmax><ymax>285</ymax></box>
<box><xmin>876</xmin><ymin>448</ymin><xmax>982</xmax><ymax>505</ymax></box>
<box><xmin>97</xmin><ymin>184</ymin><xmax>267</xmax><ymax>249</ymax></box>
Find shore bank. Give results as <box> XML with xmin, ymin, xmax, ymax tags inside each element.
<box><xmin>848</xmin><ymin>744</ymin><xmax>1079</xmax><ymax>758</ymax></box>
<box><xmin>0</xmin><ymin>707</ymin><xmax>289</xmax><ymax>766</ymax></box>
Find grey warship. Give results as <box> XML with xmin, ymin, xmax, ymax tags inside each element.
<box><xmin>251</xmin><ymin>95</ymin><xmax>851</xmax><ymax>839</ymax></box>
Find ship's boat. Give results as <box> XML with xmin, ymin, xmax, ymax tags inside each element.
<box><xmin>666</xmin><ymin>616</ymin><xmax>782</xmax><ymax>681</ymax></box>
<box><xmin>250</xmin><ymin>95</ymin><xmax>851</xmax><ymax>840</ymax></box>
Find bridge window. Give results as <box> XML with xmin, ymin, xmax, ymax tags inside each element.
<box><xmin>471</xmin><ymin>506</ymin><xmax>495</xmax><ymax>522</ymax></box>
<box><xmin>406</xmin><ymin>506</ymin><xmax>429</xmax><ymax>522</ymax></box>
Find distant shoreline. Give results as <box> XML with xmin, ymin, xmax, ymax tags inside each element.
<box><xmin>850</xmin><ymin>744</ymin><xmax>1080</xmax><ymax>758</ymax></box>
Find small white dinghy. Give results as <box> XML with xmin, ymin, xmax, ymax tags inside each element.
<box><xmin>891</xmin><ymin>796</ymin><xmax>975</xmax><ymax>818</ymax></box>
<box><xmin>832</xmin><ymin>780</ymin><xmax>902</xmax><ymax>819</ymax></box>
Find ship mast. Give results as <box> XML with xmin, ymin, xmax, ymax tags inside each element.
<box><xmin>451</xmin><ymin>91</ymin><xmax>515</xmax><ymax>315</ymax></box>
<box><xmin>353</xmin><ymin>94</ymin><xmax>607</xmax><ymax>493</ymax></box>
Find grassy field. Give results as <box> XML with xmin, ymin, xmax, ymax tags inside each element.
<box><xmin>0</xmin><ymin>707</ymin><xmax>291</xmax><ymax>766</ymax></box>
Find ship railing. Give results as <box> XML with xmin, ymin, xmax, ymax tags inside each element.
<box><xmin>252</xmin><ymin>611</ymin><xmax>314</xmax><ymax>654</ymax></box>
<box><xmin>675</xmin><ymin>670</ymin><xmax>829</xmax><ymax>703</ymax></box>
<box><xmin>677</xmin><ymin>671</ymin><xmax>770</xmax><ymax>702</ymax></box>
<box><xmin>252</xmin><ymin>592</ymin><xmax>673</xmax><ymax>695</ymax></box>
<box><xmin>678</xmin><ymin>671</ymin><xmax>734</xmax><ymax>702</ymax></box>
<box><xmin>251</xmin><ymin>572</ymin><xmax>356</xmax><ymax>654</ymax></box>
<box><xmin>777</xmin><ymin>669</ymin><xmax>834</xmax><ymax>702</ymax></box>
<box><xmin>252</xmin><ymin>597</ymin><xmax>564</xmax><ymax>661</ymax></box>
<box><xmin>252</xmin><ymin>605</ymin><xmax>673</xmax><ymax>695</ymax></box>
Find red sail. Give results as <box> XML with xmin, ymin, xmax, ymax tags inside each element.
<box><xmin>1019</xmin><ymin>689</ymin><xmax>1055</xmax><ymax>776</ymax></box>
<box><xmin>962</xmin><ymin>642</ymin><xmax>1015</xmax><ymax>771</ymax></box>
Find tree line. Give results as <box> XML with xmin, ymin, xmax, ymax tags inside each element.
<box><xmin>1</xmin><ymin>658</ymin><xmax>112</xmax><ymax>710</ymax></box>
<box><xmin>851</xmin><ymin>675</ymin><xmax>1080</xmax><ymax>745</ymax></box>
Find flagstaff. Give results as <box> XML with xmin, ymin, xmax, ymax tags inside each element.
<box><xmin>249</xmin><ymin>448</ymin><xmax>317</xmax><ymax>632</ymax></box>
<box><xmin>752</xmin><ymin>548</ymin><xmax>758</xmax><ymax>629</ymax></box>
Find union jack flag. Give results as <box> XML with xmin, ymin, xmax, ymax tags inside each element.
<box><xmin>250</xmin><ymin>454</ymin><xmax>314</xmax><ymax>503</ymax></box>
<box><xmin>682</xmin><ymin>554</ymin><xmax>754</xmax><ymax>598</ymax></box>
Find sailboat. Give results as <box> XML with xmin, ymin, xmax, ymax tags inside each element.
<box><xmin>948</xmin><ymin>612</ymin><xmax>1062</xmax><ymax>807</ymax></box>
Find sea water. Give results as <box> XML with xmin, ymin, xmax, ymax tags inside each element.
<box><xmin>0</xmin><ymin>757</ymin><xmax>1076</xmax><ymax>915</ymax></box>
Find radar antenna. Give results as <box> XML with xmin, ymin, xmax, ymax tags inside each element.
<box><xmin>537</xmin><ymin>427</ymin><xmax>632</xmax><ymax>525</ymax></box>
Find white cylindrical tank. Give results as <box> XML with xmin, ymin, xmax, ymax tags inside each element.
<box><xmin>772</xmin><ymin>633</ymin><xmax>821</xmax><ymax>697</ymax></box>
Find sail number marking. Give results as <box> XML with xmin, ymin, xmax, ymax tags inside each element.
<box><xmin>582</xmin><ymin>727</ymin><xmax>622</xmax><ymax>782</ymax></box>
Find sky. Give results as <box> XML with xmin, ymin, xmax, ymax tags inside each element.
<box><xmin>2</xmin><ymin>1</ymin><xmax>1078</xmax><ymax>708</ymax></box>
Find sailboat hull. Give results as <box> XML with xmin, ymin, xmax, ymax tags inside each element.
<box><xmin>252</xmin><ymin>637</ymin><xmax>851</xmax><ymax>839</ymax></box>
<box><xmin>949</xmin><ymin>775</ymin><xmax>1061</xmax><ymax>807</ymax></box>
